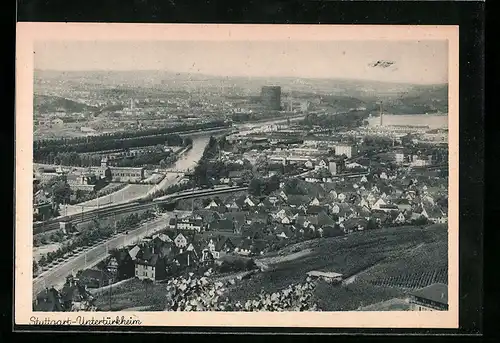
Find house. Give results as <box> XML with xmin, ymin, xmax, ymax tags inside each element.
<box><xmin>235</xmin><ymin>238</ymin><xmax>254</xmax><ymax>256</ymax></box>
<box><xmin>394</xmin><ymin>212</ymin><xmax>406</xmax><ymax>224</ymax></box>
<box><xmin>279</xmin><ymin>190</ymin><xmax>288</xmax><ymax>201</ymax></box>
<box><xmin>174</xmin><ymin>250</ymin><xmax>199</xmax><ymax>268</ymax></box>
<box><xmin>286</xmin><ymin>194</ymin><xmax>312</xmax><ymax>207</ymax></box>
<box><xmin>60</xmin><ymin>281</ymin><xmax>89</xmax><ymax>310</ymax></box>
<box><xmin>358</xmin><ymin>198</ymin><xmax>370</xmax><ymax>209</ymax></box>
<box><xmin>307</xmin><ymin>205</ymin><xmax>328</xmax><ymax>215</ymax></box>
<box><xmin>425</xmin><ymin>206</ymin><xmax>447</xmax><ymax>223</ymax></box>
<box><xmin>193</xmin><ymin>209</ymin><xmax>221</xmax><ymax>226</ymax></box>
<box><xmin>174</xmin><ymin>233</ymin><xmax>189</xmax><ymax>249</ymax></box>
<box><xmin>75</xmin><ymin>269</ymin><xmax>112</xmax><ymax>289</ymax></box>
<box><xmin>316</xmin><ymin>211</ymin><xmax>336</xmax><ymax>228</ymax></box>
<box><xmin>210</xmin><ymin>218</ymin><xmax>236</xmax><ymax>234</ymax></box>
<box><xmin>329</xmin><ymin>190</ymin><xmax>338</xmax><ymax>199</ymax></box>
<box><xmin>223</xmin><ymin>212</ymin><xmax>247</xmax><ymax>234</ymax></box>
<box><xmin>408</xmin><ymin>283</ymin><xmax>448</xmax><ymax>311</ymax></box>
<box><xmin>314</xmin><ymin>159</ymin><xmax>328</xmax><ymax>171</ymax></box>
<box><xmin>225</xmin><ymin>200</ymin><xmax>240</xmax><ymax>212</ymax></box>
<box><xmin>34</xmin><ymin>287</ymin><xmax>64</xmax><ymax>312</ymax></box>
<box><xmin>330</xmin><ymin>203</ymin><xmax>341</xmax><ymax>214</ymax></box>
<box><xmin>110</xmin><ymin>249</ymin><xmax>135</xmax><ymax>280</ymax></box>
<box><xmin>241</xmin><ymin>221</ymin><xmax>267</xmax><ymax>240</ymax></box>
<box><xmin>371</xmin><ymin>198</ymin><xmax>387</xmax><ymax>210</ymax></box>
<box><xmin>307</xmin><ymin>270</ymin><xmax>343</xmax><ymax>284</ymax></box>
<box><xmin>152</xmin><ymin>233</ymin><xmax>173</xmax><ymax>243</ymax></box>
<box><xmin>337</xmin><ymin>193</ymin><xmax>347</xmax><ymax>202</ymax></box>
<box><xmin>305</xmin><ymin>160</ymin><xmax>314</xmax><ymax>169</ymax></box>
<box><xmin>153</xmin><ymin>239</ymin><xmax>177</xmax><ymax>259</ymax></box>
<box><xmin>107</xmin><ymin>256</ymin><xmax>119</xmax><ymax>274</ymax></box>
<box><xmin>243</xmin><ymin>196</ymin><xmax>257</xmax><ymax>208</ymax></box>
<box><xmin>204</xmin><ymin>199</ymin><xmax>220</xmax><ymax>209</ymax></box>
<box><xmin>33</xmin><ymin>191</ymin><xmax>54</xmax><ymax>220</ymax></box>
<box><xmin>134</xmin><ymin>246</ymin><xmax>167</xmax><ymax>282</ymax></box>
<box><xmin>275</xmin><ymin>225</ymin><xmax>293</xmax><ymax>239</ymax></box>
<box><xmin>169</xmin><ymin>217</ymin><xmax>203</xmax><ymax>232</ymax></box>
<box><xmin>209</xmin><ymin>237</ymin><xmax>236</xmax><ymax>259</ymax></box>
<box><xmin>378</xmin><ymin>204</ymin><xmax>400</xmax><ymax>213</ymax></box>
<box><xmin>395</xmin><ymin>198</ymin><xmax>412</xmax><ymax>212</ymax></box>
<box><xmin>341</xmin><ymin>218</ymin><xmax>368</xmax><ymax>233</ymax></box>
<box><xmin>309</xmin><ymin>197</ymin><xmax>320</xmax><ymax>206</ymax></box>
<box><xmin>128</xmin><ymin>245</ymin><xmax>141</xmax><ymax>261</ymax></box>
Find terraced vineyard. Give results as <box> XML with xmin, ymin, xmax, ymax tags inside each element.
<box><xmin>367</xmin><ymin>267</ymin><xmax>448</xmax><ymax>290</ymax></box>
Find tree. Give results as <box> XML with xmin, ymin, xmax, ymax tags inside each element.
<box><xmin>33</xmin><ymin>260</ymin><xmax>39</xmax><ymax>274</ymax></box>
<box><xmin>367</xmin><ymin>219</ymin><xmax>379</xmax><ymax>230</ymax></box>
<box><xmin>248</xmin><ymin>178</ymin><xmax>263</xmax><ymax>196</ymax></box>
<box><xmin>39</xmin><ymin>255</ymin><xmax>47</xmax><ymax>266</ymax></box>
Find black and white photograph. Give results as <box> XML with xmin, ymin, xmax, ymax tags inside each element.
<box><xmin>16</xmin><ymin>24</ymin><xmax>459</xmax><ymax>327</ymax></box>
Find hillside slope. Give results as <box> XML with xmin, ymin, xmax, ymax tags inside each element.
<box><xmin>34</xmin><ymin>94</ymin><xmax>98</xmax><ymax>114</ymax></box>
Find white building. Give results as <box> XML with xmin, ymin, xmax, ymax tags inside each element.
<box><xmin>328</xmin><ymin>161</ymin><xmax>337</xmax><ymax>175</ymax></box>
<box><xmin>334</xmin><ymin>144</ymin><xmax>352</xmax><ymax>158</ymax></box>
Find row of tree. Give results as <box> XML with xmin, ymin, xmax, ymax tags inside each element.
<box><xmin>35</xmin><ymin>211</ymin><xmax>156</xmax><ymax>269</ymax></box>
<box><xmin>34</xmin><ymin>133</ymin><xmax>194</xmax><ymax>165</ymax></box>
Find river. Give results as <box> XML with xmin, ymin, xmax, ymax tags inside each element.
<box><xmin>170</xmin><ymin>134</ymin><xmax>211</xmax><ymax>172</ymax></box>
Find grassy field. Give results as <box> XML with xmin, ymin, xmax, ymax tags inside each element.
<box><xmin>225</xmin><ymin>224</ymin><xmax>448</xmax><ymax>310</ymax></box>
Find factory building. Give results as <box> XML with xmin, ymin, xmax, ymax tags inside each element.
<box><xmin>260</xmin><ymin>86</ymin><xmax>282</xmax><ymax>111</ymax></box>
<box><xmin>100</xmin><ymin>157</ymin><xmax>145</xmax><ymax>182</ymax></box>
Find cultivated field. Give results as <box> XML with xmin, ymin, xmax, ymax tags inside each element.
<box><xmin>94</xmin><ymin>278</ymin><xmax>169</xmax><ymax>311</ymax></box>
<box><xmin>94</xmin><ymin>224</ymin><xmax>448</xmax><ymax>312</ymax></box>
<box><xmin>225</xmin><ymin>224</ymin><xmax>448</xmax><ymax>310</ymax></box>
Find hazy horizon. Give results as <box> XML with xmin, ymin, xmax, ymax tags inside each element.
<box><xmin>34</xmin><ymin>40</ymin><xmax>448</xmax><ymax>85</ymax></box>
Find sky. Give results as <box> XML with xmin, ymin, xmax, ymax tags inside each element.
<box><xmin>34</xmin><ymin>40</ymin><xmax>448</xmax><ymax>84</ymax></box>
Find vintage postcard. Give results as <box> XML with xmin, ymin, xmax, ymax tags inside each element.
<box><xmin>16</xmin><ymin>23</ymin><xmax>458</xmax><ymax>328</ymax></box>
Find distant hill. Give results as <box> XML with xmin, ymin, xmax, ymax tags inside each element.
<box><xmin>34</xmin><ymin>94</ymin><xmax>98</xmax><ymax>114</ymax></box>
<box><xmin>381</xmin><ymin>84</ymin><xmax>448</xmax><ymax>114</ymax></box>
<box><xmin>34</xmin><ymin>70</ymin><xmax>448</xmax><ymax>114</ymax></box>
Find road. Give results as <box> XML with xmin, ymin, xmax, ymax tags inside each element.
<box><xmin>32</xmin><ymin>214</ymin><xmax>173</xmax><ymax>298</ymax></box>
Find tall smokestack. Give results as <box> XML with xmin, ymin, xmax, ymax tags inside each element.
<box><xmin>379</xmin><ymin>102</ymin><xmax>384</xmax><ymax>126</ymax></box>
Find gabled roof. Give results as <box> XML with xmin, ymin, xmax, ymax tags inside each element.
<box><xmin>211</xmin><ymin>219</ymin><xmax>234</xmax><ymax>232</ymax></box>
<box><xmin>128</xmin><ymin>245</ymin><xmax>140</xmax><ymax>260</ymax></box>
<box><xmin>35</xmin><ymin>288</ymin><xmax>63</xmax><ymax>311</ymax></box>
<box><xmin>317</xmin><ymin>211</ymin><xmax>336</xmax><ymax>227</ymax></box>
<box><xmin>175</xmin><ymin>250</ymin><xmax>199</xmax><ymax>267</ymax></box>
<box><xmin>136</xmin><ymin>253</ymin><xmax>159</xmax><ymax>266</ymax></box>
<box><xmin>410</xmin><ymin>283</ymin><xmax>448</xmax><ymax>305</ymax></box>
<box><xmin>342</xmin><ymin>217</ymin><xmax>368</xmax><ymax>230</ymax></box>
<box><xmin>426</xmin><ymin>206</ymin><xmax>445</xmax><ymax>219</ymax></box>
<box><xmin>223</xmin><ymin>212</ymin><xmax>247</xmax><ymax>225</ymax></box>
<box><xmin>306</xmin><ymin>215</ymin><xmax>319</xmax><ymax>226</ymax></box>
<box><xmin>286</xmin><ymin>194</ymin><xmax>311</xmax><ymax>207</ymax></box>
<box><xmin>307</xmin><ymin>205</ymin><xmax>327</xmax><ymax>215</ymax></box>
<box><xmin>215</xmin><ymin>236</ymin><xmax>236</xmax><ymax>251</ymax></box>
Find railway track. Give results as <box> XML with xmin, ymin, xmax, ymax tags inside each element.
<box><xmin>33</xmin><ymin>186</ymin><xmax>248</xmax><ymax>235</ymax></box>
